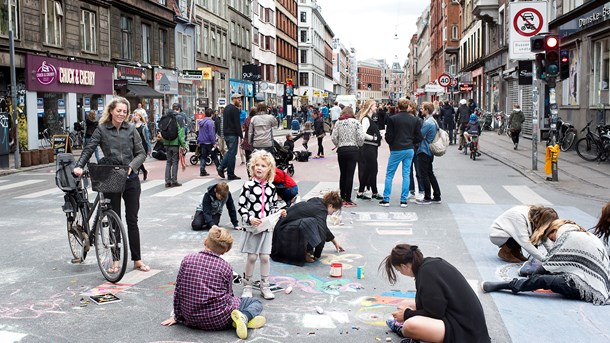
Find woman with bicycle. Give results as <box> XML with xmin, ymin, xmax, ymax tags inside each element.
<box><xmin>132</xmin><ymin>109</ymin><xmax>151</xmax><ymax>181</ymax></box>
<box><xmin>74</xmin><ymin>97</ymin><xmax>150</xmax><ymax>273</ymax></box>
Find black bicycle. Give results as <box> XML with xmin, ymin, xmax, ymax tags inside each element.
<box><xmin>548</xmin><ymin>118</ymin><xmax>577</xmax><ymax>152</ymax></box>
<box><xmin>56</xmin><ymin>154</ymin><xmax>129</xmax><ymax>283</ymax></box>
<box><xmin>575</xmin><ymin>121</ymin><xmax>610</xmax><ymax>162</ymax></box>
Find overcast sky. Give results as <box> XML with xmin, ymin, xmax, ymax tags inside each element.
<box><xmin>316</xmin><ymin>0</ymin><xmax>429</xmax><ymax>64</ymax></box>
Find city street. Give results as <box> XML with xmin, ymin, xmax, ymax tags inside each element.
<box><xmin>1</xmin><ymin>131</ymin><xmax>609</xmax><ymax>343</ymax></box>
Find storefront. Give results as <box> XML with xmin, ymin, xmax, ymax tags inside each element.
<box><xmin>152</xmin><ymin>68</ymin><xmax>179</xmax><ymax>122</ymax></box>
<box><xmin>229</xmin><ymin>78</ymin><xmax>254</xmax><ymax>109</ymax></box>
<box><xmin>24</xmin><ymin>54</ymin><xmax>114</xmax><ymax>150</ymax></box>
<box><xmin>114</xmin><ymin>65</ymin><xmax>164</xmax><ymax>126</ymax></box>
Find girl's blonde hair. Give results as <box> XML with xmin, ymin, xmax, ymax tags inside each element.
<box><xmin>100</xmin><ymin>97</ymin><xmax>130</xmax><ymax>124</ymax></box>
<box><xmin>303</xmin><ymin>121</ymin><xmax>312</xmax><ymax>130</ymax></box>
<box><xmin>205</xmin><ymin>226</ymin><xmax>234</xmax><ymax>254</ymax></box>
<box><xmin>248</xmin><ymin>150</ymin><xmax>276</xmax><ymax>182</ymax></box>
<box><xmin>357</xmin><ymin>99</ymin><xmax>376</xmax><ymax>121</ymax></box>
<box><xmin>531</xmin><ymin>219</ymin><xmax>585</xmax><ymax>245</ymax></box>
<box><xmin>132</xmin><ymin>109</ymin><xmax>147</xmax><ymax>124</ymax></box>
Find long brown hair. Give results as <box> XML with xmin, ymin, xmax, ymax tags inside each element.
<box><xmin>379</xmin><ymin>244</ymin><xmax>424</xmax><ymax>285</ymax></box>
<box><xmin>357</xmin><ymin>99</ymin><xmax>376</xmax><ymax>121</ymax></box>
<box><xmin>529</xmin><ymin>205</ymin><xmax>559</xmax><ymax>239</ymax></box>
<box><xmin>531</xmin><ymin>219</ymin><xmax>586</xmax><ymax>245</ymax></box>
<box><xmin>593</xmin><ymin>202</ymin><xmax>610</xmax><ymax>244</ymax></box>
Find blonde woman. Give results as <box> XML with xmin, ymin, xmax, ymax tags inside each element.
<box><xmin>356</xmin><ymin>100</ymin><xmax>382</xmax><ymax>200</ymax></box>
<box><xmin>73</xmin><ymin>97</ymin><xmax>150</xmax><ymax>272</ymax></box>
<box><xmin>132</xmin><ymin>109</ymin><xmax>151</xmax><ymax>180</ymax></box>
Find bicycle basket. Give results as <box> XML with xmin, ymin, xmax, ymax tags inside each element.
<box><xmin>88</xmin><ymin>164</ymin><xmax>129</xmax><ymax>194</ymax></box>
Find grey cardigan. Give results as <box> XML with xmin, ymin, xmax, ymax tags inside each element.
<box><xmin>77</xmin><ymin>121</ymin><xmax>146</xmax><ymax>172</ymax></box>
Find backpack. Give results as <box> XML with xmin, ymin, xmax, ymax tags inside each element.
<box><xmin>295</xmin><ymin>150</ymin><xmax>311</xmax><ymax>162</ymax></box>
<box><xmin>159</xmin><ymin>113</ymin><xmax>178</xmax><ymax>140</ymax></box>
<box><xmin>429</xmin><ymin>119</ymin><xmax>450</xmax><ymax>157</ymax></box>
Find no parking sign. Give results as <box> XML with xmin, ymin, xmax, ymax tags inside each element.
<box><xmin>509</xmin><ymin>2</ymin><xmax>548</xmax><ymax>60</ymax></box>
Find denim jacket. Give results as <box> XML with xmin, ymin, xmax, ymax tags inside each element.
<box><xmin>417</xmin><ymin>117</ymin><xmax>437</xmax><ymax>156</ymax></box>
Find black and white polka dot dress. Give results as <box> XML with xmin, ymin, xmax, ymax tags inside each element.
<box><xmin>238</xmin><ymin>178</ymin><xmax>277</xmax><ymax>254</ymax></box>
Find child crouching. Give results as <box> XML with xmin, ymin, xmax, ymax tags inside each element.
<box><xmin>161</xmin><ymin>226</ymin><xmax>266</xmax><ymax>340</ymax></box>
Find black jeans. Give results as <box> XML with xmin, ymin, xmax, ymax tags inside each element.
<box><xmin>165</xmin><ymin>146</ymin><xmax>179</xmax><ymax>183</ymax></box>
<box><xmin>191</xmin><ymin>211</ymin><xmax>221</xmax><ymax>231</ymax></box>
<box><xmin>337</xmin><ymin>146</ymin><xmax>359</xmax><ymax>202</ymax></box>
<box><xmin>106</xmin><ymin>177</ymin><xmax>142</xmax><ymax>261</ymax></box>
<box><xmin>417</xmin><ymin>152</ymin><xmax>441</xmax><ymax>200</ymax></box>
<box><xmin>511</xmin><ymin>129</ymin><xmax>521</xmax><ymax>144</ymax></box>
<box><xmin>509</xmin><ymin>274</ymin><xmax>581</xmax><ymax>299</ymax></box>
<box><xmin>358</xmin><ymin>144</ymin><xmax>379</xmax><ymax>194</ymax></box>
<box><xmin>317</xmin><ymin>136</ymin><xmax>324</xmax><ymax>156</ymax></box>
<box><xmin>199</xmin><ymin>143</ymin><xmax>218</xmax><ymax>174</ymax></box>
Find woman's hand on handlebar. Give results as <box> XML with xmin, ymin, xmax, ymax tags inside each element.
<box><xmin>73</xmin><ymin>167</ymin><xmax>84</xmax><ymax>176</ymax></box>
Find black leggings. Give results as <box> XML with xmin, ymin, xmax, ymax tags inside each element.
<box><xmin>337</xmin><ymin>146</ymin><xmax>359</xmax><ymax>202</ymax></box>
<box><xmin>358</xmin><ymin>144</ymin><xmax>378</xmax><ymax>194</ymax></box>
<box><xmin>106</xmin><ymin>177</ymin><xmax>142</xmax><ymax>261</ymax></box>
<box><xmin>511</xmin><ymin>129</ymin><xmax>521</xmax><ymax>144</ymax></box>
<box><xmin>317</xmin><ymin>137</ymin><xmax>324</xmax><ymax>156</ymax></box>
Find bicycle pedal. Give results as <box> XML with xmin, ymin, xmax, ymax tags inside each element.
<box><xmin>71</xmin><ymin>258</ymin><xmax>83</xmax><ymax>264</ymax></box>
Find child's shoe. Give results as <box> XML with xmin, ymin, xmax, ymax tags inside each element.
<box><xmin>260</xmin><ymin>280</ymin><xmax>275</xmax><ymax>300</ymax></box>
<box><xmin>231</xmin><ymin>309</ymin><xmax>249</xmax><ymax>339</ymax></box>
<box><xmin>242</xmin><ymin>277</ymin><xmax>253</xmax><ymax>298</ymax></box>
<box><xmin>247</xmin><ymin>315</ymin><xmax>266</xmax><ymax>329</ymax></box>
<box><xmin>386</xmin><ymin>319</ymin><xmax>405</xmax><ymax>337</ymax></box>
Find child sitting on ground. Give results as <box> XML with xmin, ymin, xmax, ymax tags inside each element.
<box><xmin>191</xmin><ymin>182</ymin><xmax>240</xmax><ymax>231</ymax></box>
<box><xmin>161</xmin><ymin>227</ymin><xmax>266</xmax><ymax>340</ymax></box>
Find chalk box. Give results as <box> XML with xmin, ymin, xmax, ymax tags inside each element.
<box><xmin>89</xmin><ymin>293</ymin><xmax>122</xmax><ymax>305</ymax></box>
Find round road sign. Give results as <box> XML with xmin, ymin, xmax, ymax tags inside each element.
<box><xmin>438</xmin><ymin>73</ymin><xmax>452</xmax><ymax>87</ymax></box>
<box><xmin>513</xmin><ymin>8</ymin><xmax>543</xmax><ymax>37</ymax></box>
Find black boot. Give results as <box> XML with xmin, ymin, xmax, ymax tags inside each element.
<box><xmin>481</xmin><ymin>281</ymin><xmax>511</xmax><ymax>293</ymax></box>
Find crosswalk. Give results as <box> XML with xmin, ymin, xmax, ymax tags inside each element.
<box><xmin>6</xmin><ymin>177</ymin><xmax>553</xmax><ymax>206</ymax></box>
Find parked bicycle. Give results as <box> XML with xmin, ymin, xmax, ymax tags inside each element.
<box><xmin>575</xmin><ymin>120</ymin><xmax>610</xmax><ymax>162</ymax></box>
<box><xmin>548</xmin><ymin>117</ymin><xmax>577</xmax><ymax>152</ymax></box>
<box><xmin>56</xmin><ymin>154</ymin><xmax>129</xmax><ymax>283</ymax></box>
<box><xmin>40</xmin><ymin>128</ymin><xmax>52</xmax><ymax>148</ymax></box>
<box><xmin>496</xmin><ymin>112</ymin><xmax>508</xmax><ymax>136</ymax></box>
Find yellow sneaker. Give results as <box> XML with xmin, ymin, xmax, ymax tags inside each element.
<box><xmin>231</xmin><ymin>309</ymin><xmax>248</xmax><ymax>339</ymax></box>
<box><xmin>247</xmin><ymin>315</ymin><xmax>266</xmax><ymax>329</ymax></box>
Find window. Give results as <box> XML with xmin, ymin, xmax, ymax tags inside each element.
<box><xmin>299</xmin><ymin>72</ymin><xmax>309</xmax><ymax>86</ymax></box>
<box><xmin>44</xmin><ymin>0</ymin><xmax>63</xmax><ymax>46</ymax></box>
<box><xmin>196</xmin><ymin>25</ymin><xmax>201</xmax><ymax>52</ymax></box>
<box><xmin>245</xmin><ymin>29</ymin><xmax>250</xmax><ymax>49</ymax></box>
<box><xmin>222</xmin><ymin>33</ymin><xmax>227</xmax><ymax>60</ymax></box>
<box><xmin>452</xmin><ymin>25</ymin><xmax>458</xmax><ymax>40</ymax></box>
<box><xmin>300</xmin><ymin>49</ymin><xmax>307</xmax><ymax>64</ymax></box>
<box><xmin>498</xmin><ymin>8</ymin><xmax>505</xmax><ymax>46</ymax></box>
<box><xmin>231</xmin><ymin>21</ymin><xmax>236</xmax><ymax>43</ymax></box>
<box><xmin>159</xmin><ymin>29</ymin><xmax>168</xmax><ymax>65</ymax></box>
<box><xmin>253</xmin><ymin>0</ymin><xmax>258</xmax><ymax>14</ymax></box>
<box><xmin>300</xmin><ymin>11</ymin><xmax>306</xmax><ymax>23</ymax></box>
<box><xmin>180</xmin><ymin>32</ymin><xmax>191</xmax><ymax>69</ymax></box>
<box><xmin>142</xmin><ymin>24</ymin><xmax>151</xmax><ymax>63</ymax></box>
<box><xmin>253</xmin><ymin>27</ymin><xmax>259</xmax><ymax>45</ymax></box>
<box><xmin>0</xmin><ymin>0</ymin><xmax>19</xmax><ymax>39</ymax></box>
<box><xmin>562</xmin><ymin>48</ymin><xmax>578</xmax><ymax>106</ymax></box>
<box><xmin>203</xmin><ymin>25</ymin><xmax>209</xmax><ymax>54</ymax></box>
<box><xmin>216</xmin><ymin>30</ymin><xmax>221</xmax><ymax>59</ymax></box>
<box><xmin>80</xmin><ymin>10</ymin><xmax>96</xmax><ymax>53</ymax></box>
<box><xmin>120</xmin><ymin>15</ymin><xmax>132</xmax><ymax>59</ymax></box>
<box><xmin>300</xmin><ymin>30</ymin><xmax>307</xmax><ymax>43</ymax></box>
<box><xmin>211</xmin><ymin>30</ymin><xmax>216</xmax><ymax>57</ymax></box>
<box><xmin>591</xmin><ymin>39</ymin><xmax>608</xmax><ymax>106</ymax></box>
<box><xmin>241</xmin><ymin>27</ymin><xmax>246</xmax><ymax>48</ymax></box>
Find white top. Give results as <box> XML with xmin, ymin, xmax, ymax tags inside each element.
<box><xmin>330</xmin><ymin>106</ymin><xmax>341</xmax><ymax>121</ymax></box>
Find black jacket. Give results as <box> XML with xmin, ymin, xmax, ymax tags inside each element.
<box><xmin>404</xmin><ymin>258</ymin><xmax>490</xmax><ymax>343</ymax></box>
<box><xmin>313</xmin><ymin>117</ymin><xmax>325</xmax><ymax>137</ymax></box>
<box><xmin>384</xmin><ymin>112</ymin><xmax>423</xmax><ymax>151</ymax></box>
<box><xmin>456</xmin><ymin>104</ymin><xmax>471</xmax><ymax>124</ymax></box>
<box><xmin>199</xmin><ymin>184</ymin><xmax>239</xmax><ymax>227</ymax></box>
<box><xmin>222</xmin><ymin>103</ymin><xmax>243</xmax><ymax>138</ymax></box>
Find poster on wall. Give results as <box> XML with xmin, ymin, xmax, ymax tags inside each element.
<box><xmin>84</xmin><ymin>98</ymin><xmax>91</xmax><ymax>113</ymax></box>
<box><xmin>37</xmin><ymin>98</ymin><xmax>44</xmax><ymax>118</ymax></box>
<box><xmin>568</xmin><ymin>49</ymin><xmax>579</xmax><ymax>106</ymax></box>
<box><xmin>57</xmin><ymin>99</ymin><xmax>66</xmax><ymax>118</ymax></box>
<box><xmin>97</xmin><ymin>98</ymin><xmax>104</xmax><ymax>118</ymax></box>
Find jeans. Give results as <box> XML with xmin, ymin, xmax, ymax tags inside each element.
<box><xmin>509</xmin><ymin>274</ymin><xmax>581</xmax><ymax>300</ymax></box>
<box><xmin>358</xmin><ymin>144</ymin><xmax>379</xmax><ymax>194</ymax></box>
<box><xmin>219</xmin><ymin>135</ymin><xmax>239</xmax><ymax>177</ymax></box>
<box><xmin>337</xmin><ymin>146</ymin><xmax>359</xmax><ymax>202</ymax></box>
<box><xmin>276</xmin><ymin>185</ymin><xmax>299</xmax><ymax>205</ymax></box>
<box><xmin>238</xmin><ymin>297</ymin><xmax>263</xmax><ymax>322</ymax></box>
<box><xmin>417</xmin><ymin>153</ymin><xmax>441</xmax><ymax>200</ymax></box>
<box><xmin>317</xmin><ymin>137</ymin><xmax>324</xmax><ymax>156</ymax></box>
<box><xmin>106</xmin><ymin>177</ymin><xmax>142</xmax><ymax>261</ymax></box>
<box><xmin>199</xmin><ymin>143</ymin><xmax>218</xmax><ymax>174</ymax></box>
<box><xmin>408</xmin><ymin>153</ymin><xmax>424</xmax><ymax>194</ymax></box>
<box><xmin>383</xmin><ymin>149</ymin><xmax>414</xmax><ymax>202</ymax></box>
<box><xmin>165</xmin><ymin>146</ymin><xmax>179</xmax><ymax>183</ymax></box>
<box><xmin>191</xmin><ymin>211</ymin><xmax>221</xmax><ymax>231</ymax></box>
<box><xmin>84</xmin><ymin>137</ymin><xmax>100</xmax><ymax>162</ymax></box>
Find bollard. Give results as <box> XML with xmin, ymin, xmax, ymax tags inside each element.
<box><xmin>545</xmin><ymin>144</ymin><xmax>560</xmax><ymax>181</ymax></box>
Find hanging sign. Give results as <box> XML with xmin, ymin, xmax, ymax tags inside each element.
<box><xmin>509</xmin><ymin>2</ymin><xmax>548</xmax><ymax>60</ymax></box>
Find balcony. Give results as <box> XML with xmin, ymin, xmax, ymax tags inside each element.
<box><xmin>473</xmin><ymin>0</ymin><xmax>499</xmax><ymax>23</ymax></box>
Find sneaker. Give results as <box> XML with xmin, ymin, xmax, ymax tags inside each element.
<box><xmin>247</xmin><ymin>315</ymin><xmax>266</xmax><ymax>329</ymax></box>
<box><xmin>165</xmin><ymin>183</ymin><xmax>171</xmax><ymax>188</ymax></box>
<box><xmin>228</xmin><ymin>175</ymin><xmax>242</xmax><ymax>180</ymax></box>
<box><xmin>514</xmin><ymin>143</ymin><xmax>518</xmax><ymax>150</ymax></box>
<box><xmin>476</xmin><ymin>152</ymin><xmax>481</xmax><ymax>157</ymax></box>
<box><xmin>400</xmin><ymin>339</ymin><xmax>421</xmax><ymax>343</ymax></box>
<box><xmin>362</xmin><ymin>192</ymin><xmax>372</xmax><ymax>200</ymax></box>
<box><xmin>431</xmin><ymin>198</ymin><xmax>442</xmax><ymax>204</ymax></box>
<box><xmin>458</xmin><ymin>146</ymin><xmax>463</xmax><ymax>151</ymax></box>
<box><xmin>260</xmin><ymin>281</ymin><xmax>275</xmax><ymax>300</ymax></box>
<box><xmin>386</xmin><ymin>319</ymin><xmax>405</xmax><ymax>337</ymax></box>
<box><xmin>372</xmin><ymin>193</ymin><xmax>384</xmax><ymax>200</ymax></box>
<box><xmin>415</xmin><ymin>198</ymin><xmax>432</xmax><ymax>205</ymax></box>
<box><xmin>415</xmin><ymin>193</ymin><xmax>425</xmax><ymax>202</ymax></box>
<box><xmin>356</xmin><ymin>193</ymin><xmax>364</xmax><ymax>199</ymax></box>
<box><xmin>217</xmin><ymin>167</ymin><xmax>226</xmax><ymax>179</ymax></box>
<box><xmin>231</xmin><ymin>309</ymin><xmax>249</xmax><ymax>339</ymax></box>
<box><xmin>379</xmin><ymin>200</ymin><xmax>390</xmax><ymax>207</ymax></box>
<box><xmin>408</xmin><ymin>191</ymin><xmax>416</xmax><ymax>199</ymax></box>
<box><xmin>171</xmin><ymin>182</ymin><xmax>182</xmax><ymax>187</ymax></box>
<box><xmin>242</xmin><ymin>285</ymin><xmax>253</xmax><ymax>298</ymax></box>
<box><xmin>400</xmin><ymin>201</ymin><xmax>408</xmax><ymax>208</ymax></box>
<box><xmin>200</xmin><ymin>171</ymin><xmax>209</xmax><ymax>176</ymax></box>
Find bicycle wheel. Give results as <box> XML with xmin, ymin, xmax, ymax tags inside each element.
<box><xmin>95</xmin><ymin>210</ymin><xmax>128</xmax><ymax>283</ymax></box>
<box><xmin>189</xmin><ymin>154</ymin><xmax>199</xmax><ymax>165</ymax></box>
<box><xmin>576</xmin><ymin>137</ymin><xmax>601</xmax><ymax>161</ymax></box>
<box><xmin>560</xmin><ymin>131</ymin><xmax>576</xmax><ymax>152</ymax></box>
<box><xmin>67</xmin><ymin>207</ymin><xmax>90</xmax><ymax>261</ymax></box>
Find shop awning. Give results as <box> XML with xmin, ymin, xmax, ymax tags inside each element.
<box><xmin>126</xmin><ymin>84</ymin><xmax>165</xmax><ymax>98</ymax></box>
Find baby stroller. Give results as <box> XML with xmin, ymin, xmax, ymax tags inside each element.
<box><xmin>188</xmin><ymin>140</ymin><xmax>223</xmax><ymax>166</ymax></box>
<box><xmin>273</xmin><ymin>140</ymin><xmax>295</xmax><ymax>176</ymax></box>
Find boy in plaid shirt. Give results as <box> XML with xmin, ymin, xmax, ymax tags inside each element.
<box><xmin>161</xmin><ymin>226</ymin><xmax>266</xmax><ymax>339</ymax></box>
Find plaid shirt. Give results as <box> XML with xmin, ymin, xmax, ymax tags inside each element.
<box><xmin>173</xmin><ymin>250</ymin><xmax>240</xmax><ymax>330</ymax></box>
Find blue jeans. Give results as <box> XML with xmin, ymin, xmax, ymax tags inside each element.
<box><xmin>219</xmin><ymin>135</ymin><xmax>238</xmax><ymax>177</ymax></box>
<box><xmin>238</xmin><ymin>297</ymin><xmax>263</xmax><ymax>321</ymax></box>
<box><xmin>383</xmin><ymin>149</ymin><xmax>414</xmax><ymax>202</ymax></box>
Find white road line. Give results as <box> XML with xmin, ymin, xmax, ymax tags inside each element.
<box><xmin>0</xmin><ymin>180</ymin><xmax>8</xmax><ymax>184</ymax></box>
<box><xmin>375</xmin><ymin>227</ymin><xmax>413</xmax><ymax>235</ymax></box>
<box><xmin>302</xmin><ymin>182</ymin><xmax>339</xmax><ymax>200</ymax></box>
<box><xmin>140</xmin><ymin>180</ymin><xmax>165</xmax><ymax>191</ymax></box>
<box><xmin>15</xmin><ymin>187</ymin><xmax>62</xmax><ymax>199</ymax></box>
<box><xmin>152</xmin><ymin>179</ymin><xmax>209</xmax><ymax>197</ymax></box>
<box><xmin>228</xmin><ymin>179</ymin><xmax>245</xmax><ymax>194</ymax></box>
<box><xmin>0</xmin><ymin>179</ymin><xmax>46</xmax><ymax>192</ymax></box>
<box><xmin>503</xmin><ymin>185</ymin><xmax>552</xmax><ymax>206</ymax></box>
<box><xmin>457</xmin><ymin>185</ymin><xmax>495</xmax><ymax>204</ymax></box>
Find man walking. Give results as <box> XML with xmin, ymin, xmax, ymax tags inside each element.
<box><xmin>380</xmin><ymin>98</ymin><xmax>423</xmax><ymax>208</ymax></box>
<box><xmin>415</xmin><ymin>102</ymin><xmax>441</xmax><ymax>205</ymax></box>
<box><xmin>508</xmin><ymin>104</ymin><xmax>525</xmax><ymax>150</ymax></box>
<box><xmin>218</xmin><ymin>93</ymin><xmax>244</xmax><ymax>180</ymax></box>
<box><xmin>197</xmin><ymin>108</ymin><xmax>218</xmax><ymax>176</ymax></box>
<box><xmin>162</xmin><ymin>104</ymin><xmax>187</xmax><ymax>187</ymax></box>
<box><xmin>456</xmin><ymin>99</ymin><xmax>471</xmax><ymax>150</ymax></box>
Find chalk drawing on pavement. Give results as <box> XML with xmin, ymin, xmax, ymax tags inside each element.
<box><xmin>268</xmin><ymin>274</ymin><xmax>363</xmax><ymax>295</ymax></box>
<box><xmin>351</xmin><ymin>291</ymin><xmax>416</xmax><ymax>326</ymax></box>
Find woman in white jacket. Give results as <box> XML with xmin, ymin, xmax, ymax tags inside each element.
<box><xmin>489</xmin><ymin>205</ymin><xmax>558</xmax><ymax>262</ymax></box>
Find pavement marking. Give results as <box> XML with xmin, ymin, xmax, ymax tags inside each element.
<box><xmin>15</xmin><ymin>187</ymin><xmax>62</xmax><ymax>199</ymax></box>
<box><xmin>0</xmin><ymin>180</ymin><xmax>8</xmax><ymax>184</ymax></box>
<box><xmin>0</xmin><ymin>179</ymin><xmax>46</xmax><ymax>192</ymax></box>
<box><xmin>353</xmin><ymin>211</ymin><xmax>418</xmax><ymax>221</ymax></box>
<box><xmin>152</xmin><ymin>179</ymin><xmax>208</xmax><ymax>197</ymax></box>
<box><xmin>457</xmin><ymin>185</ymin><xmax>495</xmax><ymax>204</ymax></box>
<box><xmin>302</xmin><ymin>182</ymin><xmax>339</xmax><ymax>200</ymax></box>
<box><xmin>228</xmin><ymin>179</ymin><xmax>244</xmax><ymax>193</ymax></box>
<box><xmin>140</xmin><ymin>179</ymin><xmax>165</xmax><ymax>191</ymax></box>
<box><xmin>375</xmin><ymin>227</ymin><xmax>413</xmax><ymax>235</ymax></box>
<box><xmin>80</xmin><ymin>269</ymin><xmax>161</xmax><ymax>296</ymax></box>
<box><xmin>503</xmin><ymin>185</ymin><xmax>552</xmax><ymax>206</ymax></box>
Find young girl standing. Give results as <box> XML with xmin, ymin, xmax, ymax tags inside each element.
<box><xmin>238</xmin><ymin>150</ymin><xmax>286</xmax><ymax>299</ymax></box>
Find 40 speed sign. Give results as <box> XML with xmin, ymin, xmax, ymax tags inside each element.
<box><xmin>438</xmin><ymin>73</ymin><xmax>452</xmax><ymax>87</ymax></box>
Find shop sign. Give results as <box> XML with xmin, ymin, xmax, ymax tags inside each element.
<box><xmin>84</xmin><ymin>98</ymin><xmax>91</xmax><ymax>113</ymax></box>
<box><xmin>559</xmin><ymin>1</ymin><xmax>610</xmax><ymax>39</ymax></box>
<box><xmin>323</xmin><ymin>92</ymin><xmax>329</xmax><ymax>97</ymax></box>
<box><xmin>313</xmin><ymin>91</ymin><xmax>321</xmax><ymax>97</ymax></box>
<box><xmin>52</xmin><ymin>134</ymin><xmax>70</xmax><ymax>154</ymax></box>
<box><xmin>460</xmin><ymin>83</ymin><xmax>474</xmax><ymax>92</ymax></box>
<box><xmin>424</xmin><ymin>84</ymin><xmax>444</xmax><ymax>93</ymax></box>
<box><xmin>59</xmin><ymin>67</ymin><xmax>96</xmax><ymax>86</ymax></box>
<box><xmin>242</xmin><ymin>64</ymin><xmax>262</xmax><ymax>81</ymax></box>
<box><xmin>200</xmin><ymin>67</ymin><xmax>213</xmax><ymax>80</ymax></box>
<box><xmin>97</xmin><ymin>98</ymin><xmax>104</xmax><ymax>118</ymax></box>
<box><xmin>518</xmin><ymin>60</ymin><xmax>533</xmax><ymax>85</ymax></box>
<box><xmin>181</xmin><ymin>70</ymin><xmax>203</xmax><ymax>81</ymax></box>
<box><xmin>37</xmin><ymin>98</ymin><xmax>44</xmax><ymax>118</ymax></box>
<box><xmin>116</xmin><ymin>65</ymin><xmax>147</xmax><ymax>81</ymax></box>
<box><xmin>0</xmin><ymin>112</ymin><xmax>9</xmax><ymax>156</ymax></box>
<box><xmin>154</xmin><ymin>68</ymin><xmax>179</xmax><ymax>94</ymax></box>
<box><xmin>218</xmin><ymin>98</ymin><xmax>227</xmax><ymax>107</ymax></box>
<box><xmin>58</xmin><ymin>99</ymin><xmax>66</xmax><ymax>118</ymax></box>
<box><xmin>35</xmin><ymin>61</ymin><xmax>57</xmax><ymax>85</ymax></box>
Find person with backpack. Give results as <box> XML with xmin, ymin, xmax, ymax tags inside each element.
<box><xmin>415</xmin><ymin>102</ymin><xmax>441</xmax><ymax>205</ymax></box>
<box><xmin>160</xmin><ymin>104</ymin><xmax>186</xmax><ymax>187</ymax></box>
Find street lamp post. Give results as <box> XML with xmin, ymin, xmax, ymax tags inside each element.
<box><xmin>9</xmin><ymin>2</ymin><xmax>20</xmax><ymax>168</ymax></box>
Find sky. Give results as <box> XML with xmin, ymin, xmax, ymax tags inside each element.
<box><xmin>316</xmin><ymin>0</ymin><xmax>430</xmax><ymax>65</ymax></box>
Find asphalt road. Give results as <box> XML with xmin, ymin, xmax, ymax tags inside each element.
<box><xmin>0</xmin><ymin>134</ymin><xmax>608</xmax><ymax>343</ymax></box>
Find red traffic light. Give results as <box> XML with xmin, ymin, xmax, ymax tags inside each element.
<box><xmin>546</xmin><ymin>36</ymin><xmax>558</xmax><ymax>48</ymax></box>
<box><xmin>561</xmin><ymin>57</ymin><xmax>568</xmax><ymax>63</ymax></box>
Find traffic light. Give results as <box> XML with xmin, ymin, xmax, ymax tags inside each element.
<box><xmin>559</xmin><ymin>50</ymin><xmax>570</xmax><ymax>80</ymax></box>
<box><xmin>544</xmin><ymin>34</ymin><xmax>560</xmax><ymax>79</ymax></box>
<box><xmin>530</xmin><ymin>35</ymin><xmax>546</xmax><ymax>53</ymax></box>
<box><xmin>534</xmin><ymin>53</ymin><xmax>546</xmax><ymax>79</ymax></box>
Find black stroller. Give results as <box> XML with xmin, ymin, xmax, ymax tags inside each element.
<box><xmin>273</xmin><ymin>140</ymin><xmax>295</xmax><ymax>176</ymax></box>
<box><xmin>188</xmin><ymin>140</ymin><xmax>223</xmax><ymax>166</ymax></box>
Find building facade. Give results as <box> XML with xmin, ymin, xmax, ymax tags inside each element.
<box><xmin>229</xmin><ymin>0</ymin><xmax>254</xmax><ymax>107</ymax></box>
<box><xmin>357</xmin><ymin>59</ymin><xmax>382</xmax><ymax>101</ymax></box>
<box><xmin>297</xmin><ymin>0</ymin><xmax>328</xmax><ymax>105</ymax></box>
<box><xmin>274</xmin><ymin>0</ymin><xmax>298</xmax><ymax>102</ymax></box>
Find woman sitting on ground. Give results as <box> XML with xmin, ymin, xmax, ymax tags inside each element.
<box><xmin>483</xmin><ymin>219</ymin><xmax>610</xmax><ymax>305</ymax></box>
<box><xmin>592</xmin><ymin>201</ymin><xmax>610</xmax><ymax>255</ymax></box>
<box><xmin>381</xmin><ymin>244</ymin><xmax>490</xmax><ymax>343</ymax></box>
<box><xmin>271</xmin><ymin>191</ymin><xmax>344</xmax><ymax>266</ymax></box>
<box><xmin>489</xmin><ymin>205</ymin><xmax>558</xmax><ymax>262</ymax></box>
